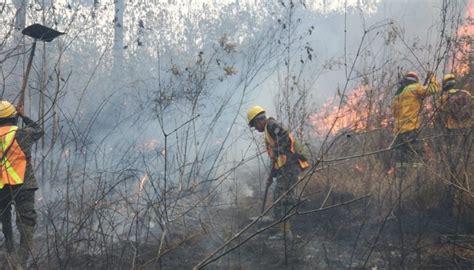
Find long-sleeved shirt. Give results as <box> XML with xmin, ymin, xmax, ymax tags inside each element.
<box><xmin>438</xmin><ymin>89</ymin><xmax>473</xmax><ymax>129</ymax></box>
<box><xmin>393</xmin><ymin>77</ymin><xmax>440</xmax><ymax>134</ymax></box>
<box><xmin>264</xmin><ymin>118</ymin><xmax>300</xmax><ymax>177</ymax></box>
<box><xmin>12</xmin><ymin>116</ymin><xmax>44</xmax><ymax>190</ymax></box>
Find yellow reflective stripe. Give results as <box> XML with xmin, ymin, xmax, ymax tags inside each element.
<box><xmin>4</xmin><ymin>126</ymin><xmax>17</xmax><ymax>146</ymax></box>
<box><xmin>0</xmin><ymin>128</ymin><xmax>5</xmax><ymax>189</ymax></box>
<box><xmin>0</xmin><ymin>126</ymin><xmax>17</xmax><ymax>150</ymax></box>
<box><xmin>3</xmin><ymin>157</ymin><xmax>22</xmax><ymax>184</ymax></box>
<box><xmin>0</xmin><ymin>126</ymin><xmax>23</xmax><ymax>187</ymax></box>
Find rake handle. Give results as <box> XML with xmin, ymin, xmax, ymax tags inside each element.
<box><xmin>18</xmin><ymin>40</ymin><xmax>37</xmax><ymax>108</ymax></box>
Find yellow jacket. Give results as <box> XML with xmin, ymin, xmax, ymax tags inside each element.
<box><xmin>393</xmin><ymin>78</ymin><xmax>439</xmax><ymax>134</ymax></box>
<box><xmin>438</xmin><ymin>89</ymin><xmax>473</xmax><ymax>129</ymax></box>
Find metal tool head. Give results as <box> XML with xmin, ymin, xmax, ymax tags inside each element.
<box><xmin>22</xmin><ymin>23</ymin><xmax>64</xmax><ymax>42</ymax></box>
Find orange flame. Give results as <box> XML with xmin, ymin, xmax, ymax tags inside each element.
<box><xmin>453</xmin><ymin>1</ymin><xmax>474</xmax><ymax>75</ymax></box>
<box><xmin>354</xmin><ymin>164</ymin><xmax>366</xmax><ymax>173</ymax></box>
<box><xmin>139</xmin><ymin>174</ymin><xmax>148</xmax><ymax>192</ymax></box>
<box><xmin>138</xmin><ymin>139</ymin><xmax>159</xmax><ymax>151</ymax></box>
<box><xmin>310</xmin><ymin>85</ymin><xmax>390</xmax><ymax>136</ymax></box>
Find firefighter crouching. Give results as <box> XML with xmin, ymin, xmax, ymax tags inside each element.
<box><xmin>247</xmin><ymin>105</ymin><xmax>310</xmax><ymax>240</ymax></box>
<box><xmin>0</xmin><ymin>101</ymin><xmax>43</xmax><ymax>268</ymax></box>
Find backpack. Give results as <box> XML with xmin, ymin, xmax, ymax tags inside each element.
<box><xmin>447</xmin><ymin>90</ymin><xmax>472</xmax><ymax>121</ymax></box>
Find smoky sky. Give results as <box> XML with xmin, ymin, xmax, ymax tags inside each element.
<box><xmin>252</xmin><ymin>0</ymin><xmax>467</xmax><ymax>117</ymax></box>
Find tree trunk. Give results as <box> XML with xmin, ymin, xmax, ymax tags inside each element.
<box><xmin>113</xmin><ymin>0</ymin><xmax>125</xmax><ymax>76</ymax></box>
<box><xmin>13</xmin><ymin>0</ymin><xmax>28</xmax><ymax>93</ymax></box>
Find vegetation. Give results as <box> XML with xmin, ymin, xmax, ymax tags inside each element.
<box><xmin>0</xmin><ymin>0</ymin><xmax>472</xmax><ymax>269</ymax></box>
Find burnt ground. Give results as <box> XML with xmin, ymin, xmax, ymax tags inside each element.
<box><xmin>133</xmin><ymin>193</ymin><xmax>474</xmax><ymax>269</ymax></box>
<box><xmin>194</xmin><ymin>192</ymin><xmax>474</xmax><ymax>270</ymax></box>
<box><xmin>1</xmin><ymin>163</ymin><xmax>473</xmax><ymax>270</ymax></box>
<box><xmin>0</xmin><ymin>190</ymin><xmax>472</xmax><ymax>269</ymax></box>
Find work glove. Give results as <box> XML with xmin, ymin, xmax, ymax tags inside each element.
<box><xmin>424</xmin><ymin>71</ymin><xmax>437</xmax><ymax>85</ymax></box>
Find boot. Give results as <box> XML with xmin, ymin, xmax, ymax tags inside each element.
<box><xmin>411</xmin><ymin>162</ymin><xmax>423</xmax><ymax>169</ymax></box>
<box><xmin>395</xmin><ymin>162</ymin><xmax>407</xmax><ymax>178</ymax></box>
<box><xmin>18</xmin><ymin>225</ymin><xmax>34</xmax><ymax>268</ymax></box>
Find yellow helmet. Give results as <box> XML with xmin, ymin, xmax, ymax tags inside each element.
<box><xmin>442</xmin><ymin>73</ymin><xmax>456</xmax><ymax>90</ymax></box>
<box><xmin>443</xmin><ymin>73</ymin><xmax>455</xmax><ymax>83</ymax></box>
<box><xmin>0</xmin><ymin>101</ymin><xmax>17</xmax><ymax>118</ymax></box>
<box><xmin>247</xmin><ymin>105</ymin><xmax>265</xmax><ymax>126</ymax></box>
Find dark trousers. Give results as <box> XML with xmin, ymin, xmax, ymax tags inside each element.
<box><xmin>393</xmin><ymin>131</ymin><xmax>422</xmax><ymax>164</ymax></box>
<box><xmin>0</xmin><ymin>185</ymin><xmax>36</xmax><ymax>263</ymax></box>
<box><xmin>273</xmin><ymin>164</ymin><xmax>299</xmax><ymax>221</ymax></box>
<box><xmin>444</xmin><ymin>128</ymin><xmax>472</xmax><ymax>173</ymax></box>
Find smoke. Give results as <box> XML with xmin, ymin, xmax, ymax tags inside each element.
<box><xmin>0</xmin><ymin>0</ymin><xmax>471</xmax><ymax>267</ymax></box>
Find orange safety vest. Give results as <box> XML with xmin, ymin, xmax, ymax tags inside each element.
<box><xmin>0</xmin><ymin>126</ymin><xmax>26</xmax><ymax>189</ymax></box>
<box><xmin>264</xmin><ymin>125</ymin><xmax>310</xmax><ymax>170</ymax></box>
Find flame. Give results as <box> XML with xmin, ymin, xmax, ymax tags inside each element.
<box><xmin>138</xmin><ymin>139</ymin><xmax>159</xmax><ymax>151</ymax></box>
<box><xmin>354</xmin><ymin>164</ymin><xmax>366</xmax><ymax>172</ymax></box>
<box><xmin>139</xmin><ymin>174</ymin><xmax>148</xmax><ymax>192</ymax></box>
<box><xmin>453</xmin><ymin>1</ymin><xmax>474</xmax><ymax>75</ymax></box>
<box><xmin>386</xmin><ymin>167</ymin><xmax>395</xmax><ymax>175</ymax></box>
<box><xmin>310</xmin><ymin>85</ymin><xmax>390</xmax><ymax>136</ymax></box>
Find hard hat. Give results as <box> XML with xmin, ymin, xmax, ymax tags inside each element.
<box><xmin>404</xmin><ymin>71</ymin><xmax>419</xmax><ymax>83</ymax></box>
<box><xmin>247</xmin><ymin>105</ymin><xmax>265</xmax><ymax>126</ymax></box>
<box><xmin>443</xmin><ymin>73</ymin><xmax>455</xmax><ymax>83</ymax></box>
<box><xmin>442</xmin><ymin>73</ymin><xmax>456</xmax><ymax>90</ymax></box>
<box><xmin>0</xmin><ymin>101</ymin><xmax>17</xmax><ymax>119</ymax></box>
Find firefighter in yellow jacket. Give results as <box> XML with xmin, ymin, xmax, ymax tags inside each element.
<box><xmin>392</xmin><ymin>71</ymin><xmax>439</xmax><ymax>174</ymax></box>
<box><xmin>0</xmin><ymin>101</ymin><xmax>43</xmax><ymax>267</ymax></box>
<box><xmin>247</xmin><ymin>105</ymin><xmax>310</xmax><ymax>240</ymax></box>
<box><xmin>438</xmin><ymin>74</ymin><xmax>473</xmax><ymax>130</ymax></box>
<box><xmin>438</xmin><ymin>74</ymin><xmax>473</xmax><ymax>222</ymax></box>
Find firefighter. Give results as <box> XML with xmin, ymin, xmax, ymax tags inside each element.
<box><xmin>247</xmin><ymin>105</ymin><xmax>310</xmax><ymax>241</ymax></box>
<box><xmin>392</xmin><ymin>71</ymin><xmax>439</xmax><ymax>176</ymax></box>
<box><xmin>438</xmin><ymin>73</ymin><xmax>473</xmax><ymax>131</ymax></box>
<box><xmin>0</xmin><ymin>100</ymin><xmax>43</xmax><ymax>267</ymax></box>
<box><xmin>438</xmin><ymin>74</ymin><xmax>473</xmax><ymax>217</ymax></box>
<box><xmin>437</xmin><ymin>73</ymin><xmax>473</xmax><ymax>164</ymax></box>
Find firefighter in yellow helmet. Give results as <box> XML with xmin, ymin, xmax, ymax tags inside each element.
<box><xmin>392</xmin><ymin>71</ymin><xmax>439</xmax><ymax>176</ymax></box>
<box><xmin>437</xmin><ymin>74</ymin><xmax>473</xmax><ymax>210</ymax></box>
<box><xmin>0</xmin><ymin>101</ymin><xmax>43</xmax><ymax>267</ymax></box>
<box><xmin>247</xmin><ymin>105</ymin><xmax>310</xmax><ymax>241</ymax></box>
<box><xmin>438</xmin><ymin>73</ymin><xmax>473</xmax><ymax>130</ymax></box>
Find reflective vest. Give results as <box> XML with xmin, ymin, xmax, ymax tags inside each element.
<box><xmin>0</xmin><ymin>126</ymin><xmax>26</xmax><ymax>189</ymax></box>
<box><xmin>264</xmin><ymin>125</ymin><xmax>310</xmax><ymax>170</ymax></box>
